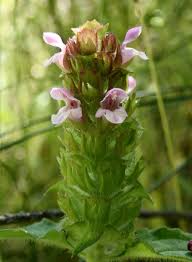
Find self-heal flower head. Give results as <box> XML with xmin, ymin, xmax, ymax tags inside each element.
<box><xmin>50</xmin><ymin>87</ymin><xmax>82</xmax><ymax>125</ymax></box>
<box><xmin>43</xmin><ymin>32</ymin><xmax>66</xmax><ymax>68</ymax></box>
<box><xmin>121</xmin><ymin>26</ymin><xmax>148</xmax><ymax>64</ymax></box>
<box><xmin>96</xmin><ymin>76</ymin><xmax>136</xmax><ymax>124</ymax></box>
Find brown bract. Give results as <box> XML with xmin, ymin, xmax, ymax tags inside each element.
<box><xmin>66</xmin><ymin>38</ymin><xmax>79</xmax><ymax>56</ymax></box>
<box><xmin>102</xmin><ymin>33</ymin><xmax>118</xmax><ymax>53</ymax></box>
<box><xmin>114</xmin><ymin>44</ymin><xmax>122</xmax><ymax>67</ymax></box>
<box><xmin>63</xmin><ymin>38</ymin><xmax>79</xmax><ymax>71</ymax></box>
<box><xmin>63</xmin><ymin>51</ymin><xmax>71</xmax><ymax>71</ymax></box>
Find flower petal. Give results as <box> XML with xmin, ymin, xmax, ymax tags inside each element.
<box><xmin>121</xmin><ymin>48</ymin><xmax>135</xmax><ymax>64</ymax></box>
<box><xmin>50</xmin><ymin>87</ymin><xmax>72</xmax><ymax>101</ymax></box>
<box><xmin>104</xmin><ymin>88</ymin><xmax>128</xmax><ymax>104</ymax></box>
<box><xmin>43</xmin><ymin>32</ymin><xmax>65</xmax><ymax>49</ymax></box>
<box><xmin>44</xmin><ymin>51</ymin><xmax>64</xmax><ymax>67</ymax></box>
<box><xmin>136</xmin><ymin>50</ymin><xmax>148</xmax><ymax>60</ymax></box>
<box><xmin>95</xmin><ymin>108</ymin><xmax>106</xmax><ymax>118</ymax></box>
<box><xmin>121</xmin><ymin>47</ymin><xmax>148</xmax><ymax>64</ymax></box>
<box><xmin>104</xmin><ymin>108</ymin><xmax>128</xmax><ymax>124</ymax></box>
<box><xmin>127</xmin><ymin>76</ymin><xmax>136</xmax><ymax>94</ymax></box>
<box><xmin>122</xmin><ymin>26</ymin><xmax>142</xmax><ymax>46</ymax></box>
<box><xmin>55</xmin><ymin>51</ymin><xmax>65</xmax><ymax>68</ymax></box>
<box><xmin>69</xmin><ymin>107</ymin><xmax>82</xmax><ymax>120</ymax></box>
<box><xmin>51</xmin><ymin>106</ymin><xmax>70</xmax><ymax>125</ymax></box>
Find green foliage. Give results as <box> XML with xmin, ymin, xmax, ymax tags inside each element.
<box><xmin>0</xmin><ymin>221</ymin><xmax>191</xmax><ymax>262</ymax></box>
<box><xmin>81</xmin><ymin>227</ymin><xmax>192</xmax><ymax>261</ymax></box>
<box><xmin>124</xmin><ymin>227</ymin><xmax>192</xmax><ymax>262</ymax></box>
<box><xmin>0</xmin><ymin>219</ymin><xmax>68</xmax><ymax>249</ymax></box>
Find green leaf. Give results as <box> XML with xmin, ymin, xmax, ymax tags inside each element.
<box><xmin>123</xmin><ymin>227</ymin><xmax>192</xmax><ymax>261</ymax></box>
<box><xmin>25</xmin><ymin>218</ymin><xmax>60</xmax><ymax>238</ymax></box>
<box><xmin>0</xmin><ymin>218</ymin><xmax>69</xmax><ymax>249</ymax></box>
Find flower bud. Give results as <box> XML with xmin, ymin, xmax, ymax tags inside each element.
<box><xmin>77</xmin><ymin>28</ymin><xmax>97</xmax><ymax>55</ymax></box>
<box><xmin>97</xmin><ymin>44</ymin><xmax>122</xmax><ymax>74</ymax></box>
<box><xmin>101</xmin><ymin>33</ymin><xmax>122</xmax><ymax>69</ymax></box>
<box><xmin>102</xmin><ymin>33</ymin><xmax>118</xmax><ymax>53</ymax></box>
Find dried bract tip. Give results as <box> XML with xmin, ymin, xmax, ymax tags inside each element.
<box><xmin>72</xmin><ymin>19</ymin><xmax>104</xmax><ymax>34</ymax></box>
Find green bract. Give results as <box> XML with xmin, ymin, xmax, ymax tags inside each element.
<box><xmin>57</xmin><ymin>115</ymin><xmax>148</xmax><ymax>258</ymax></box>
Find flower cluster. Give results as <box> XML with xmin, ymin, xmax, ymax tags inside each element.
<box><xmin>43</xmin><ymin>20</ymin><xmax>148</xmax><ymax>125</ymax></box>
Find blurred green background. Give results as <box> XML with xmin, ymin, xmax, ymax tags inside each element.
<box><xmin>0</xmin><ymin>0</ymin><xmax>192</xmax><ymax>261</ymax></box>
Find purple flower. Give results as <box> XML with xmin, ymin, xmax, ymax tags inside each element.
<box><xmin>43</xmin><ymin>32</ymin><xmax>66</xmax><ymax>68</ymax></box>
<box><xmin>50</xmin><ymin>87</ymin><xmax>82</xmax><ymax>125</ymax></box>
<box><xmin>95</xmin><ymin>76</ymin><xmax>136</xmax><ymax>124</ymax></box>
<box><xmin>121</xmin><ymin>26</ymin><xmax>148</xmax><ymax>64</ymax></box>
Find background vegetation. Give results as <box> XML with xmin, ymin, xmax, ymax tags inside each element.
<box><xmin>0</xmin><ymin>0</ymin><xmax>192</xmax><ymax>261</ymax></box>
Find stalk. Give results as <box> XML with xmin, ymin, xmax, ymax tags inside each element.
<box><xmin>134</xmin><ymin>1</ymin><xmax>182</xmax><ymax>214</ymax></box>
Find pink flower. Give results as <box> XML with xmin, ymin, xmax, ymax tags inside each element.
<box><xmin>121</xmin><ymin>26</ymin><xmax>148</xmax><ymax>64</ymax></box>
<box><xmin>95</xmin><ymin>76</ymin><xmax>136</xmax><ymax>124</ymax></box>
<box><xmin>50</xmin><ymin>87</ymin><xmax>82</xmax><ymax>125</ymax></box>
<box><xmin>43</xmin><ymin>32</ymin><xmax>66</xmax><ymax>68</ymax></box>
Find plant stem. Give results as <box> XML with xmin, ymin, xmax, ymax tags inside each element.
<box><xmin>134</xmin><ymin>2</ymin><xmax>182</xmax><ymax>213</ymax></box>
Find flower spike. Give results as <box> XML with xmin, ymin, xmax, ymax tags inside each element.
<box><xmin>43</xmin><ymin>21</ymin><xmax>151</xmax><ymax>260</ymax></box>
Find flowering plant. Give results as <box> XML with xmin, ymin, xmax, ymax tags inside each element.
<box><xmin>43</xmin><ymin>20</ymin><xmax>149</xmax><ymax>259</ymax></box>
<box><xmin>0</xmin><ymin>20</ymin><xmax>191</xmax><ymax>262</ymax></box>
